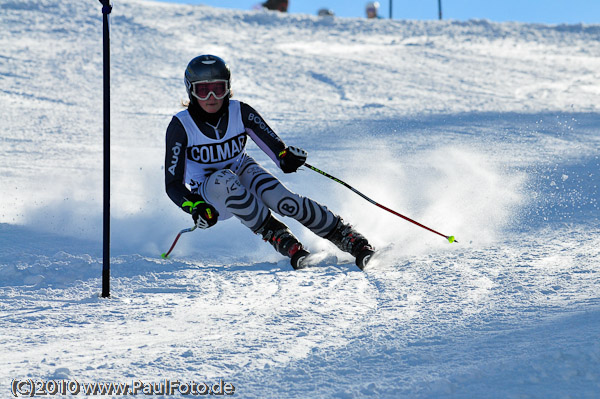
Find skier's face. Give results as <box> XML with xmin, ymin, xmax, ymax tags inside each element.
<box><xmin>191</xmin><ymin>80</ymin><xmax>229</xmax><ymax>113</ymax></box>
<box><xmin>197</xmin><ymin>94</ymin><xmax>224</xmax><ymax>113</ymax></box>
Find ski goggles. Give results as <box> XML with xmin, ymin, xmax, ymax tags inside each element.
<box><xmin>191</xmin><ymin>80</ymin><xmax>229</xmax><ymax>101</ymax></box>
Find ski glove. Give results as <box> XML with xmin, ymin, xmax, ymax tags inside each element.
<box><xmin>182</xmin><ymin>197</ymin><xmax>219</xmax><ymax>229</ymax></box>
<box><xmin>279</xmin><ymin>146</ymin><xmax>307</xmax><ymax>174</ymax></box>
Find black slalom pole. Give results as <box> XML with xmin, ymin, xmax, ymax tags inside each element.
<box><xmin>438</xmin><ymin>0</ymin><xmax>443</xmax><ymax>20</ymax></box>
<box><xmin>100</xmin><ymin>0</ymin><xmax>112</xmax><ymax>298</ymax></box>
<box><xmin>389</xmin><ymin>0</ymin><xmax>392</xmax><ymax>19</ymax></box>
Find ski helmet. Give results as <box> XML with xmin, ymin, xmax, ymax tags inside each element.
<box><xmin>184</xmin><ymin>55</ymin><xmax>231</xmax><ymax>100</ymax></box>
<box><xmin>366</xmin><ymin>1</ymin><xmax>380</xmax><ymax>10</ymax></box>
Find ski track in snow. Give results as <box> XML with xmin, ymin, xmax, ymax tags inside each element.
<box><xmin>1</xmin><ymin>0</ymin><xmax>599</xmax><ymax>397</ymax></box>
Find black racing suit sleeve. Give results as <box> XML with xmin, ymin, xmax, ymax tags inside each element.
<box><xmin>240</xmin><ymin>102</ymin><xmax>287</xmax><ymax>166</ymax></box>
<box><xmin>164</xmin><ymin>117</ymin><xmax>198</xmax><ymax>214</ymax></box>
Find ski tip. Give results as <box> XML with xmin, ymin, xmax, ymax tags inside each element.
<box><xmin>291</xmin><ymin>249</ymin><xmax>310</xmax><ymax>270</ymax></box>
<box><xmin>447</xmin><ymin>236</ymin><xmax>457</xmax><ymax>244</ymax></box>
<box><xmin>355</xmin><ymin>248</ymin><xmax>375</xmax><ymax>270</ymax></box>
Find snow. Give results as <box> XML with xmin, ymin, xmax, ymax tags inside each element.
<box><xmin>1</xmin><ymin>0</ymin><xmax>599</xmax><ymax>397</ymax></box>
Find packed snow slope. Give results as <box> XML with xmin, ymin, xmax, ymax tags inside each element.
<box><xmin>1</xmin><ymin>0</ymin><xmax>599</xmax><ymax>397</ymax></box>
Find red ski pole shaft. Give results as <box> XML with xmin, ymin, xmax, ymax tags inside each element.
<box><xmin>161</xmin><ymin>225</ymin><xmax>197</xmax><ymax>259</ymax></box>
<box><xmin>304</xmin><ymin>163</ymin><xmax>457</xmax><ymax>243</ymax></box>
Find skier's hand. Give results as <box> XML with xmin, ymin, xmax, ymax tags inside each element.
<box><xmin>192</xmin><ymin>203</ymin><xmax>218</xmax><ymax>229</ymax></box>
<box><xmin>183</xmin><ymin>198</ymin><xmax>219</xmax><ymax>229</ymax></box>
<box><xmin>279</xmin><ymin>146</ymin><xmax>307</xmax><ymax>173</ymax></box>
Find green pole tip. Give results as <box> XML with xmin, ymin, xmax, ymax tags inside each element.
<box><xmin>161</xmin><ymin>253</ymin><xmax>168</xmax><ymax>259</ymax></box>
<box><xmin>447</xmin><ymin>236</ymin><xmax>455</xmax><ymax>243</ymax></box>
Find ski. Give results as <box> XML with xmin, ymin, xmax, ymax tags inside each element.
<box><xmin>292</xmin><ymin>251</ymin><xmax>341</xmax><ymax>270</ymax></box>
<box><xmin>291</xmin><ymin>249</ymin><xmax>377</xmax><ymax>271</ymax></box>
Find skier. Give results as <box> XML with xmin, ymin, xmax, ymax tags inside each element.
<box><xmin>260</xmin><ymin>0</ymin><xmax>288</xmax><ymax>12</ymax></box>
<box><xmin>365</xmin><ymin>1</ymin><xmax>382</xmax><ymax>19</ymax></box>
<box><xmin>164</xmin><ymin>55</ymin><xmax>374</xmax><ymax>269</ymax></box>
<box><xmin>317</xmin><ymin>8</ymin><xmax>335</xmax><ymax>17</ymax></box>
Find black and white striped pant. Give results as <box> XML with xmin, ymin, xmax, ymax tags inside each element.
<box><xmin>199</xmin><ymin>154</ymin><xmax>338</xmax><ymax>237</ymax></box>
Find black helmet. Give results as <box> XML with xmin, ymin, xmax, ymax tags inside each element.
<box><xmin>184</xmin><ymin>55</ymin><xmax>231</xmax><ymax>100</ymax></box>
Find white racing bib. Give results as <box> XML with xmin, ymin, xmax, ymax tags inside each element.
<box><xmin>175</xmin><ymin>100</ymin><xmax>247</xmax><ymax>192</ymax></box>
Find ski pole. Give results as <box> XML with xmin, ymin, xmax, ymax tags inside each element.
<box><xmin>161</xmin><ymin>225</ymin><xmax>197</xmax><ymax>259</ymax></box>
<box><xmin>304</xmin><ymin>163</ymin><xmax>457</xmax><ymax>243</ymax></box>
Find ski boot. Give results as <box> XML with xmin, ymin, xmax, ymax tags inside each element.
<box><xmin>325</xmin><ymin>218</ymin><xmax>375</xmax><ymax>270</ymax></box>
<box><xmin>256</xmin><ymin>215</ymin><xmax>310</xmax><ymax>270</ymax></box>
